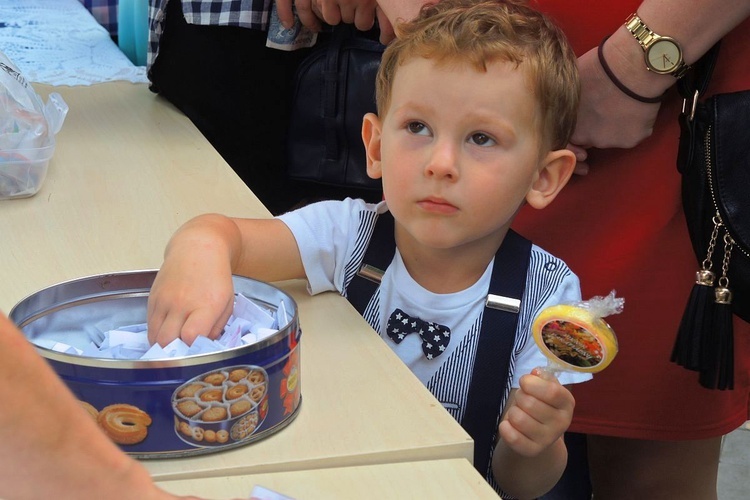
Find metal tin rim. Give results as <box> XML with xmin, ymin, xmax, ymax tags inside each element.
<box><xmin>8</xmin><ymin>269</ymin><xmax>299</xmax><ymax>369</ymax></box>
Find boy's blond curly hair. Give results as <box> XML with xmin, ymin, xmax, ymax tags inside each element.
<box><xmin>376</xmin><ymin>0</ymin><xmax>580</xmax><ymax>150</ymax></box>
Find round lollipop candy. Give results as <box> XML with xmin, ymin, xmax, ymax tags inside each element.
<box><xmin>532</xmin><ymin>291</ymin><xmax>624</xmax><ymax>375</ymax></box>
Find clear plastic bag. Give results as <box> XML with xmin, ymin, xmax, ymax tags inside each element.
<box><xmin>0</xmin><ymin>50</ymin><xmax>68</xmax><ymax>199</ymax></box>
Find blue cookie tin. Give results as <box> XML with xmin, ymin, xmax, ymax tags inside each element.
<box><xmin>9</xmin><ymin>270</ymin><xmax>301</xmax><ymax>458</ymax></box>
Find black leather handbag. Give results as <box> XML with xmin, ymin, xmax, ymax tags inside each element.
<box><xmin>287</xmin><ymin>24</ymin><xmax>384</xmax><ymax>191</ymax></box>
<box><xmin>671</xmin><ymin>42</ymin><xmax>750</xmax><ymax>390</ymax></box>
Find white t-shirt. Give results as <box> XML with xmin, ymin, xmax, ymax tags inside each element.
<box><xmin>279</xmin><ymin>198</ymin><xmax>591</xmax><ymax>423</ymax></box>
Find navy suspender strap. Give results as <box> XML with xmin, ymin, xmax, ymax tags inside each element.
<box><xmin>464</xmin><ymin>228</ymin><xmax>531</xmax><ymax>477</ymax></box>
<box><xmin>346</xmin><ymin>211</ymin><xmax>532</xmax><ymax>478</ymax></box>
<box><xmin>347</xmin><ymin>211</ymin><xmax>396</xmax><ymax>315</ymax></box>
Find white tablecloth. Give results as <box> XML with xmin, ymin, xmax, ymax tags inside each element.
<box><xmin>0</xmin><ymin>0</ymin><xmax>148</xmax><ymax>86</ymax></box>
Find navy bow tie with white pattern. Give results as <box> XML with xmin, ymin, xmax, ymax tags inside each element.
<box><xmin>386</xmin><ymin>308</ymin><xmax>451</xmax><ymax>359</ymax></box>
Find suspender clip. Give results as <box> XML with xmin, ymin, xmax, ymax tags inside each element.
<box><xmin>357</xmin><ymin>264</ymin><xmax>385</xmax><ymax>284</ymax></box>
<box><xmin>486</xmin><ymin>294</ymin><xmax>521</xmax><ymax>313</ymax></box>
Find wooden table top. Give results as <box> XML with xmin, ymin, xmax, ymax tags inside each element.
<box><xmin>1</xmin><ymin>82</ymin><xmax>473</xmax><ymax>481</ymax></box>
<box><xmin>156</xmin><ymin>458</ymin><xmax>499</xmax><ymax>499</ymax></box>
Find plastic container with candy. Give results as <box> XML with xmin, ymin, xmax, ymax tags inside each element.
<box><xmin>0</xmin><ymin>50</ymin><xmax>68</xmax><ymax>200</ymax></box>
<box><xmin>532</xmin><ymin>291</ymin><xmax>624</xmax><ymax>375</ymax></box>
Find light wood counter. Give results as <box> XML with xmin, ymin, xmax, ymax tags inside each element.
<box><xmin>0</xmin><ymin>83</ymin><xmax>473</xmax><ymax>480</ymax></box>
<box><xmin>1</xmin><ymin>82</ymin><xmax>267</xmax><ymax>311</ymax></box>
<box><xmin>156</xmin><ymin>458</ymin><xmax>499</xmax><ymax>499</ymax></box>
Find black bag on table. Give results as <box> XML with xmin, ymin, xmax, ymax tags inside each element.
<box><xmin>671</xmin><ymin>42</ymin><xmax>750</xmax><ymax>390</ymax></box>
<box><xmin>287</xmin><ymin>24</ymin><xmax>384</xmax><ymax>191</ymax></box>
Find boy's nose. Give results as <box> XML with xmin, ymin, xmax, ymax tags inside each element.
<box><xmin>424</xmin><ymin>140</ymin><xmax>459</xmax><ymax>179</ymax></box>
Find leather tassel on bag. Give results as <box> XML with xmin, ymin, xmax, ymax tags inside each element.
<box><xmin>671</xmin><ymin>269</ymin><xmax>716</xmax><ymax>370</ymax></box>
<box><xmin>700</xmin><ymin>286</ymin><xmax>734</xmax><ymax>390</ymax></box>
<box><xmin>674</xmin><ymin>226</ymin><xmax>736</xmax><ymax>390</ymax></box>
<box><xmin>698</xmin><ymin>235</ymin><xmax>735</xmax><ymax>390</ymax></box>
<box><xmin>672</xmin><ymin>220</ymin><xmax>721</xmax><ymax>372</ymax></box>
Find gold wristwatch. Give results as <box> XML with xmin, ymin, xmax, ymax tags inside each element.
<box><xmin>625</xmin><ymin>13</ymin><xmax>689</xmax><ymax>78</ymax></box>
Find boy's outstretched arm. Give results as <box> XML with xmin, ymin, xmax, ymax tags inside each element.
<box><xmin>147</xmin><ymin>214</ymin><xmax>305</xmax><ymax>347</ymax></box>
<box><xmin>492</xmin><ymin>369</ymin><xmax>575</xmax><ymax>499</ymax></box>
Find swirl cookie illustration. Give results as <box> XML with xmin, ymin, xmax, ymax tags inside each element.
<box><xmin>79</xmin><ymin>400</ymin><xmax>99</xmax><ymax>420</ymax></box>
<box><xmin>97</xmin><ymin>403</ymin><xmax>153</xmax><ymax>445</ymax></box>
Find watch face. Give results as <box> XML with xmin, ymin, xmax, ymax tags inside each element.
<box><xmin>647</xmin><ymin>38</ymin><xmax>682</xmax><ymax>74</ymax></box>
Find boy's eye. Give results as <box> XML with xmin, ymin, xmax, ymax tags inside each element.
<box><xmin>469</xmin><ymin>132</ymin><xmax>496</xmax><ymax>146</ymax></box>
<box><xmin>407</xmin><ymin>121</ymin><xmax>430</xmax><ymax>135</ymax></box>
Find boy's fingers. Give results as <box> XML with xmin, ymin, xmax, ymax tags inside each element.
<box><xmin>519</xmin><ymin>373</ymin><xmax>558</xmax><ymax>400</ymax></box>
<box><xmin>152</xmin><ymin>310</ymin><xmax>189</xmax><ymax>347</ymax></box>
<box><xmin>180</xmin><ymin>298</ymin><xmax>234</xmax><ymax>345</ymax></box>
<box><xmin>498</xmin><ymin>419</ymin><xmax>545</xmax><ymax>457</ymax></box>
<box><xmin>146</xmin><ymin>300</ymin><xmax>165</xmax><ymax>345</ymax></box>
<box><xmin>509</xmin><ymin>391</ymin><xmax>558</xmax><ymax>429</ymax></box>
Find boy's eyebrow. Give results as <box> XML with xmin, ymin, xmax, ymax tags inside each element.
<box><xmin>459</xmin><ymin>109</ymin><xmax>518</xmax><ymax>144</ymax></box>
<box><xmin>471</xmin><ymin>111</ymin><xmax>517</xmax><ymax>136</ymax></box>
<box><xmin>388</xmin><ymin>101</ymin><xmax>431</xmax><ymax>118</ymax></box>
<box><xmin>390</xmin><ymin>102</ymin><xmax>518</xmax><ymax>140</ymax></box>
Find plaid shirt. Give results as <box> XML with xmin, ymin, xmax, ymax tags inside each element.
<box><xmin>148</xmin><ymin>0</ymin><xmax>273</xmax><ymax>67</ymax></box>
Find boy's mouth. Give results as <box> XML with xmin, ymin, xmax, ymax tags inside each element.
<box><xmin>417</xmin><ymin>197</ymin><xmax>458</xmax><ymax>214</ymax></box>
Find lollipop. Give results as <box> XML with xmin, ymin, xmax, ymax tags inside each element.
<box><xmin>532</xmin><ymin>291</ymin><xmax>624</xmax><ymax>376</ymax></box>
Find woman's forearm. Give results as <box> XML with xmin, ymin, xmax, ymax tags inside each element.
<box><xmin>0</xmin><ymin>312</ymin><xmax>179</xmax><ymax>500</ymax></box>
<box><xmin>603</xmin><ymin>0</ymin><xmax>750</xmax><ymax>98</ymax></box>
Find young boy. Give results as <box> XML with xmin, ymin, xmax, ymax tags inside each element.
<box><xmin>147</xmin><ymin>1</ymin><xmax>584</xmax><ymax>497</ymax></box>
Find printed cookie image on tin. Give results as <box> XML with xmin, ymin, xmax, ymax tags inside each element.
<box><xmin>172</xmin><ymin>365</ymin><xmax>269</xmax><ymax>448</ymax></box>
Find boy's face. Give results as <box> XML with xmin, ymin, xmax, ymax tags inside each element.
<box><xmin>364</xmin><ymin>57</ymin><xmax>565</xmax><ymax>253</ymax></box>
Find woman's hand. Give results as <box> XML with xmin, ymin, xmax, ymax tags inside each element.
<box><xmin>276</xmin><ymin>0</ymin><xmax>378</xmax><ymax>32</ymax></box>
<box><xmin>571</xmin><ymin>45</ymin><xmax>662</xmax><ymax>153</ymax></box>
<box><xmin>374</xmin><ymin>0</ymin><xmax>429</xmax><ymax>43</ymax></box>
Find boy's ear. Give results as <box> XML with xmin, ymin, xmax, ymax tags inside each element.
<box><xmin>525</xmin><ymin>148</ymin><xmax>577</xmax><ymax>210</ymax></box>
<box><xmin>362</xmin><ymin>113</ymin><xmax>383</xmax><ymax>179</ymax></box>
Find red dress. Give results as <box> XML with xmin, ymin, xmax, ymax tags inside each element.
<box><xmin>513</xmin><ymin>0</ymin><xmax>750</xmax><ymax>440</ymax></box>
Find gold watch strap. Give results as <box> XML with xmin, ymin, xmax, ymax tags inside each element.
<box><xmin>626</xmin><ymin>14</ymin><xmax>659</xmax><ymax>48</ymax></box>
